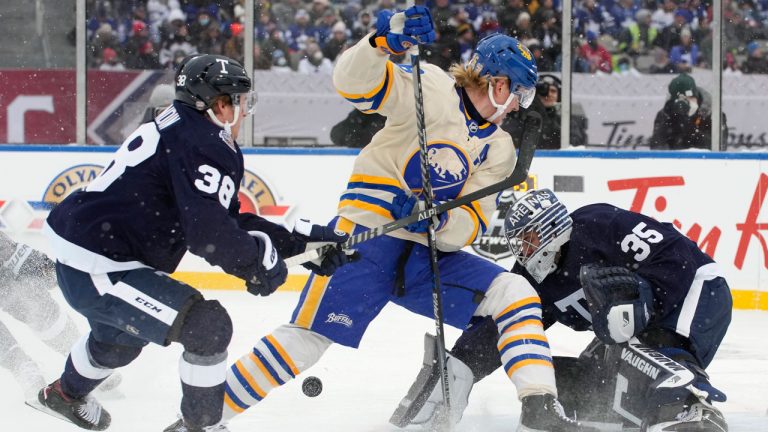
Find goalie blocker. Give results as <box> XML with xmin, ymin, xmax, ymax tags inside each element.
<box><xmin>391</xmin><ymin>331</ymin><xmax>727</xmax><ymax>431</ymax></box>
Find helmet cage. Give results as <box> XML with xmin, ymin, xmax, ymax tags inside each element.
<box><xmin>504</xmin><ymin>189</ymin><xmax>573</xmax><ymax>283</ymax></box>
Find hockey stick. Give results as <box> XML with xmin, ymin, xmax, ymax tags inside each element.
<box><xmin>407</xmin><ymin>35</ymin><xmax>453</xmax><ymax>430</ymax></box>
<box><xmin>284</xmin><ymin>111</ymin><xmax>541</xmax><ymax>268</ymax></box>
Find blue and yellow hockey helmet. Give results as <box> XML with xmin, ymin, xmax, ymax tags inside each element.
<box><xmin>472</xmin><ymin>33</ymin><xmax>538</xmax><ymax>109</ymax></box>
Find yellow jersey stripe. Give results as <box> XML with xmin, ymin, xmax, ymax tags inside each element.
<box><xmin>338</xmin><ymin>199</ymin><xmax>393</xmax><ymax>219</ymax></box>
<box><xmin>348</xmin><ymin>174</ymin><xmax>402</xmax><ymax>188</ymax></box>
<box><xmin>459</xmin><ymin>205</ymin><xmax>480</xmax><ymax>246</ymax></box>
<box><xmin>336</xmin><ymin>62</ymin><xmax>394</xmax><ymax>100</ymax></box>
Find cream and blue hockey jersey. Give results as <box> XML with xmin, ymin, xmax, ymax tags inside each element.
<box><xmin>333</xmin><ymin>34</ymin><xmax>517</xmax><ymax>251</ymax></box>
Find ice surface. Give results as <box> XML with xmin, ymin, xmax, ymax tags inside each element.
<box><xmin>2</xmin><ymin>291</ymin><xmax>767</xmax><ymax>431</ymax></box>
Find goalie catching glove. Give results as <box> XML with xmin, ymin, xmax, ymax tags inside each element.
<box><xmin>579</xmin><ymin>264</ymin><xmax>654</xmax><ymax>344</ymax></box>
<box><xmin>371</xmin><ymin>6</ymin><xmax>435</xmax><ymax>55</ymax></box>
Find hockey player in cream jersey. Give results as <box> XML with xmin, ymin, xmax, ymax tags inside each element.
<box><xmin>223</xmin><ymin>7</ymin><xmax>594</xmax><ymax>431</ymax></box>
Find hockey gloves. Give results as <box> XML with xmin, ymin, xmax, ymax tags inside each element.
<box><xmin>292</xmin><ymin>219</ymin><xmax>360</xmax><ymax>276</ymax></box>
<box><xmin>579</xmin><ymin>264</ymin><xmax>653</xmax><ymax>344</ymax></box>
<box><xmin>246</xmin><ymin>231</ymin><xmax>288</xmax><ymax>296</ymax></box>
<box><xmin>391</xmin><ymin>193</ymin><xmax>448</xmax><ymax>234</ymax></box>
<box><xmin>372</xmin><ymin>6</ymin><xmax>435</xmax><ymax>55</ymax></box>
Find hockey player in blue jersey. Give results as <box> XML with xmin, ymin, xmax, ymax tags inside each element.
<box><xmin>394</xmin><ymin>189</ymin><xmax>732</xmax><ymax>431</ymax></box>
<box><xmin>220</xmin><ymin>8</ymin><xmax>595</xmax><ymax>432</ymax></box>
<box><xmin>36</xmin><ymin>54</ymin><xmax>355</xmax><ymax>432</ymax></box>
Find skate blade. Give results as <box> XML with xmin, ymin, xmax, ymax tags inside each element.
<box><xmin>25</xmin><ymin>399</ymin><xmax>76</xmax><ymax>426</ymax></box>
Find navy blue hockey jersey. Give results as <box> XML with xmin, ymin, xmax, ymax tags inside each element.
<box><xmin>46</xmin><ymin>101</ymin><xmax>293</xmax><ymax>280</ymax></box>
<box><xmin>512</xmin><ymin>204</ymin><xmax>720</xmax><ymax>332</ymax></box>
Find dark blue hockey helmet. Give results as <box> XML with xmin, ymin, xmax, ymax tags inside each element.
<box><xmin>504</xmin><ymin>189</ymin><xmax>572</xmax><ymax>283</ymax></box>
<box><xmin>472</xmin><ymin>33</ymin><xmax>538</xmax><ymax>109</ymax></box>
<box><xmin>174</xmin><ymin>54</ymin><xmax>254</xmax><ymax>112</ymax></box>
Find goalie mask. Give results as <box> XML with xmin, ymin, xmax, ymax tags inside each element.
<box><xmin>504</xmin><ymin>189</ymin><xmax>572</xmax><ymax>283</ymax></box>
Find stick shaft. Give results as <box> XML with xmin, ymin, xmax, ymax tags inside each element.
<box><xmin>409</xmin><ymin>45</ymin><xmax>453</xmax><ymax>424</ymax></box>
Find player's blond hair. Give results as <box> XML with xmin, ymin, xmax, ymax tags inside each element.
<box><xmin>450</xmin><ymin>56</ymin><xmax>508</xmax><ymax>90</ymax></box>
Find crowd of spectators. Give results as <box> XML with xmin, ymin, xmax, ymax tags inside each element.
<box><xmin>85</xmin><ymin>0</ymin><xmax>768</xmax><ymax>75</ymax></box>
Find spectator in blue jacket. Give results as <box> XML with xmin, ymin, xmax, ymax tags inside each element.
<box><xmin>669</xmin><ymin>27</ymin><xmax>700</xmax><ymax>72</ymax></box>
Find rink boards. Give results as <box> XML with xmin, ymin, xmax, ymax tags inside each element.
<box><xmin>0</xmin><ymin>146</ymin><xmax>766</xmax><ymax>310</ymax></box>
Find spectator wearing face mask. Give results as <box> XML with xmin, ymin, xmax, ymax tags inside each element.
<box><xmin>298</xmin><ymin>41</ymin><xmax>333</xmax><ymax>74</ymax></box>
<box><xmin>650</xmin><ymin>73</ymin><xmax>728</xmax><ymax>150</ymax></box>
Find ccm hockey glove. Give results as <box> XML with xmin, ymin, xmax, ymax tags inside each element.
<box><xmin>246</xmin><ymin>231</ymin><xmax>288</xmax><ymax>296</ymax></box>
<box><xmin>372</xmin><ymin>6</ymin><xmax>435</xmax><ymax>55</ymax></box>
<box><xmin>390</xmin><ymin>192</ymin><xmax>448</xmax><ymax>234</ymax></box>
<box><xmin>292</xmin><ymin>219</ymin><xmax>360</xmax><ymax>276</ymax></box>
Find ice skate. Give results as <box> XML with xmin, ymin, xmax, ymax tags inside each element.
<box><xmin>163</xmin><ymin>417</ymin><xmax>230</xmax><ymax>432</ymax></box>
<box><xmin>643</xmin><ymin>395</ymin><xmax>728</xmax><ymax>432</ymax></box>
<box><xmin>518</xmin><ymin>394</ymin><xmax>599</xmax><ymax>432</ymax></box>
<box><xmin>36</xmin><ymin>379</ymin><xmax>110</xmax><ymax>430</ymax></box>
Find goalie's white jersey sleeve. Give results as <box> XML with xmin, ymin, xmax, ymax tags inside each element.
<box><xmin>333</xmin><ymin>34</ymin><xmax>517</xmax><ymax>251</ymax></box>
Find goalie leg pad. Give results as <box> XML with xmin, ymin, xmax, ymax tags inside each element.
<box><xmin>389</xmin><ymin>333</ymin><xmax>474</xmax><ymax>429</ymax></box>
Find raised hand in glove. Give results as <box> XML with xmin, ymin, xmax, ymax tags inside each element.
<box><xmin>293</xmin><ymin>219</ymin><xmax>361</xmax><ymax>276</ymax></box>
<box><xmin>246</xmin><ymin>231</ymin><xmax>288</xmax><ymax>296</ymax></box>
<box><xmin>390</xmin><ymin>192</ymin><xmax>448</xmax><ymax>234</ymax></box>
<box><xmin>372</xmin><ymin>6</ymin><xmax>435</xmax><ymax>55</ymax></box>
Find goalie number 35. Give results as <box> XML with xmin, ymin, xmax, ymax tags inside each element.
<box><xmin>620</xmin><ymin>222</ymin><xmax>663</xmax><ymax>262</ymax></box>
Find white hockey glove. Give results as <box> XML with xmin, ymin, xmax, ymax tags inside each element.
<box><xmin>246</xmin><ymin>231</ymin><xmax>287</xmax><ymax>296</ymax></box>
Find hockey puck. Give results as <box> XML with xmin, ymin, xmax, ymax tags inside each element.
<box><xmin>302</xmin><ymin>376</ymin><xmax>323</xmax><ymax>397</ymax></box>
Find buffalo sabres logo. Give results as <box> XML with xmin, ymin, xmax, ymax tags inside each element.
<box><xmin>403</xmin><ymin>142</ymin><xmax>470</xmax><ymax>201</ymax></box>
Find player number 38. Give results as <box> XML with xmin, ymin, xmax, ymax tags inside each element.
<box><xmin>86</xmin><ymin>123</ymin><xmax>236</xmax><ymax>209</ymax></box>
<box><xmin>195</xmin><ymin>164</ymin><xmax>236</xmax><ymax>208</ymax></box>
<box><xmin>620</xmin><ymin>222</ymin><xmax>663</xmax><ymax>262</ymax></box>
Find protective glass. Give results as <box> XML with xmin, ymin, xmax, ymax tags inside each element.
<box><xmin>513</xmin><ymin>84</ymin><xmax>536</xmax><ymax>109</ymax></box>
<box><xmin>232</xmin><ymin>90</ymin><xmax>258</xmax><ymax>115</ymax></box>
